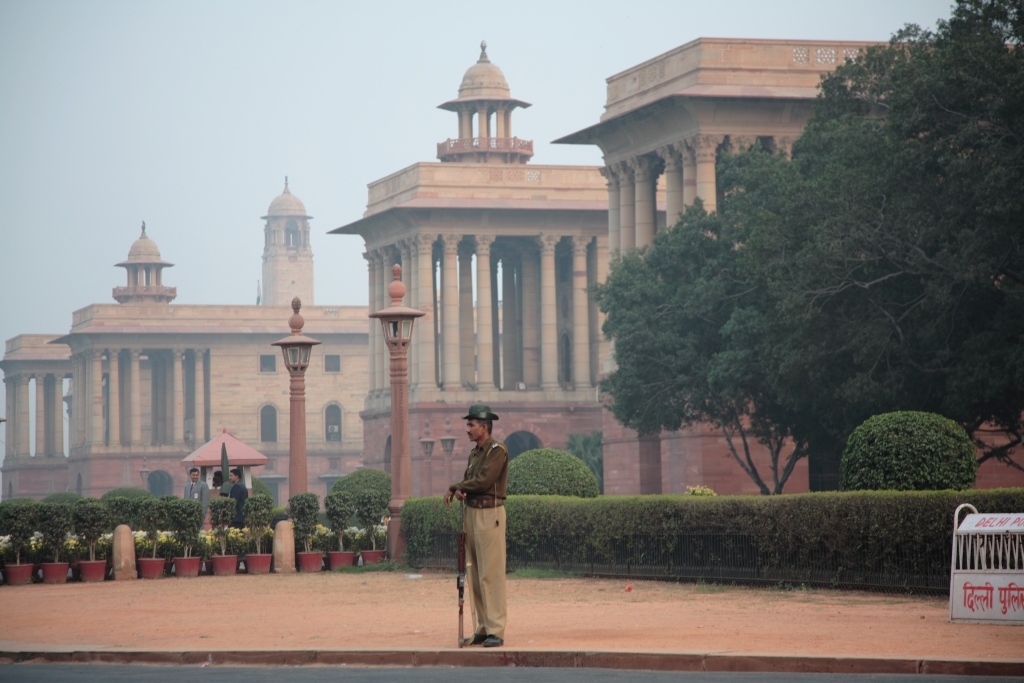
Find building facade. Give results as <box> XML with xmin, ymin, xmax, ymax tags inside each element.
<box><xmin>1</xmin><ymin>185</ymin><xmax>368</xmax><ymax>502</ymax></box>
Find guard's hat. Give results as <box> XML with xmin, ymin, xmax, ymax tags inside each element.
<box><xmin>463</xmin><ymin>404</ymin><xmax>499</xmax><ymax>421</ymax></box>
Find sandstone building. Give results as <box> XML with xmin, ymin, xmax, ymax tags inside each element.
<box><xmin>1</xmin><ymin>184</ymin><xmax>368</xmax><ymax>501</ymax></box>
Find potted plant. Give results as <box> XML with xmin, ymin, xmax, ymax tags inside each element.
<box><xmin>72</xmin><ymin>498</ymin><xmax>111</xmax><ymax>582</ymax></box>
<box><xmin>165</xmin><ymin>498</ymin><xmax>203</xmax><ymax>578</ymax></box>
<box><xmin>38</xmin><ymin>502</ymin><xmax>74</xmax><ymax>583</ymax></box>
<box><xmin>324</xmin><ymin>491</ymin><xmax>357</xmax><ymax>569</ymax></box>
<box><xmin>0</xmin><ymin>500</ymin><xmax>40</xmax><ymax>585</ymax></box>
<box><xmin>207</xmin><ymin>497</ymin><xmax>238</xmax><ymax>575</ymax></box>
<box><xmin>354</xmin><ymin>489</ymin><xmax>391</xmax><ymax>564</ymax></box>
<box><xmin>289</xmin><ymin>492</ymin><xmax>322</xmax><ymax>572</ymax></box>
<box><xmin>135</xmin><ymin>497</ymin><xmax>167</xmax><ymax>579</ymax></box>
<box><xmin>243</xmin><ymin>493</ymin><xmax>274</xmax><ymax>574</ymax></box>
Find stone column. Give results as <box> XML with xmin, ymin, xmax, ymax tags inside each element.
<box><xmin>376</xmin><ymin>250</ymin><xmax>390</xmax><ymax>399</ymax></box>
<box><xmin>17</xmin><ymin>375</ymin><xmax>30</xmax><ymax>455</ymax></box>
<box><xmin>539</xmin><ymin>235</ymin><xmax>559</xmax><ymax>390</ymax></box>
<box><xmin>681</xmin><ymin>142</ymin><xmax>697</xmax><ymax>207</ymax></box>
<box><xmin>501</xmin><ymin>250</ymin><xmax>520</xmax><ymax>389</ymax></box>
<box><xmin>108</xmin><ymin>350</ymin><xmax>120</xmax><ymax>446</ymax></box>
<box><xmin>632</xmin><ymin>156</ymin><xmax>658</xmax><ymax>248</ymax></box>
<box><xmin>494</xmin><ymin>104</ymin><xmax>506</xmax><ymax>137</ymax></box>
<box><xmin>459</xmin><ymin>244</ymin><xmax>474</xmax><ymax>387</ymax></box>
<box><xmin>600</xmin><ymin>166</ymin><xmax>621</xmax><ymax>257</ymax></box>
<box><xmin>130</xmin><ymin>350</ymin><xmax>142</xmax><ymax>446</ymax></box>
<box><xmin>691</xmin><ymin>134</ymin><xmax>723</xmax><ymax>213</ymax></box>
<box><xmin>571</xmin><ymin>236</ymin><xmax>591</xmax><ymax>388</ymax></box>
<box><xmin>658</xmin><ymin>144</ymin><xmax>684</xmax><ymax>226</ymax></box>
<box><xmin>475</xmin><ymin>235</ymin><xmax>495</xmax><ymax>389</ymax></box>
<box><xmin>405</xmin><ymin>240</ymin><xmax>419</xmax><ymax>386</ymax></box>
<box><xmin>775</xmin><ymin>136</ymin><xmax>795</xmax><ymax>160</ymax></box>
<box><xmin>4</xmin><ymin>378</ymin><xmax>14</xmax><ymax>459</ymax></box>
<box><xmin>194</xmin><ymin>350</ymin><xmax>205</xmax><ymax>443</ymax></box>
<box><xmin>416</xmin><ymin>234</ymin><xmax>437</xmax><ymax>390</ymax></box>
<box><xmin>34</xmin><ymin>375</ymin><xmax>45</xmax><ymax>455</ymax></box>
<box><xmin>90</xmin><ymin>350</ymin><xmax>103</xmax><ymax>446</ymax></box>
<box><xmin>478</xmin><ymin>105</ymin><xmax>490</xmax><ymax>138</ymax></box>
<box><xmin>442</xmin><ymin>235</ymin><xmax>460</xmax><ymax>389</ymax></box>
<box><xmin>618</xmin><ymin>164</ymin><xmax>636</xmax><ymax>251</ymax></box>
<box><xmin>52</xmin><ymin>374</ymin><xmax>65</xmax><ymax>456</ymax></box>
<box><xmin>520</xmin><ymin>246</ymin><xmax>540</xmax><ymax>388</ymax></box>
<box><xmin>364</xmin><ymin>252</ymin><xmax>378</xmax><ymax>397</ymax></box>
<box><xmin>171</xmin><ymin>349</ymin><xmax>184</xmax><ymax>444</ymax></box>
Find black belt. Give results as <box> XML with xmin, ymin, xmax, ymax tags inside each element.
<box><xmin>465</xmin><ymin>495</ymin><xmax>504</xmax><ymax>509</ymax></box>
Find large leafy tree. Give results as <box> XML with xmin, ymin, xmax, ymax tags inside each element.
<box><xmin>598</xmin><ymin>0</ymin><xmax>1024</xmax><ymax>491</ymax></box>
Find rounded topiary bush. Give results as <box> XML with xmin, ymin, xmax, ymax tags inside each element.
<box><xmin>330</xmin><ymin>468</ymin><xmax>391</xmax><ymax>502</ymax></box>
<box><xmin>99</xmin><ymin>487</ymin><xmax>154</xmax><ymax>501</ymax></box>
<box><xmin>507</xmin><ymin>448</ymin><xmax>599</xmax><ymax>498</ymax></box>
<box><xmin>840</xmin><ymin>411</ymin><xmax>977</xmax><ymax>491</ymax></box>
<box><xmin>42</xmin><ymin>492</ymin><xmax>83</xmax><ymax>505</ymax></box>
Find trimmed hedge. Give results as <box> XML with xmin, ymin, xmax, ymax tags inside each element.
<box><xmin>401</xmin><ymin>489</ymin><xmax>1024</xmax><ymax>580</ymax></box>
<box><xmin>507</xmin><ymin>448</ymin><xmax>599</xmax><ymax>498</ymax></box>
<box><xmin>841</xmin><ymin>411</ymin><xmax>978</xmax><ymax>491</ymax></box>
<box><xmin>42</xmin><ymin>492</ymin><xmax>83</xmax><ymax>505</ymax></box>
<box><xmin>100</xmin><ymin>487</ymin><xmax>154</xmax><ymax>501</ymax></box>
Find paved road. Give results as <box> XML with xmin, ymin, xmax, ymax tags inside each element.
<box><xmin>2</xmin><ymin>665</ymin><xmax>1022</xmax><ymax>683</ymax></box>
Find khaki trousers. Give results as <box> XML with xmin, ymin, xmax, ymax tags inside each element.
<box><xmin>464</xmin><ymin>505</ymin><xmax>507</xmax><ymax>639</ymax></box>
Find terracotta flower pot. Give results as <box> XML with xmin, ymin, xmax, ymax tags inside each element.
<box><xmin>4</xmin><ymin>563</ymin><xmax>35</xmax><ymax>586</ymax></box>
<box><xmin>245</xmin><ymin>553</ymin><xmax>272</xmax><ymax>574</ymax></box>
<box><xmin>297</xmin><ymin>551</ymin><xmax>324</xmax><ymax>573</ymax></box>
<box><xmin>137</xmin><ymin>557</ymin><xmax>166</xmax><ymax>579</ymax></box>
<box><xmin>360</xmin><ymin>549</ymin><xmax>387</xmax><ymax>565</ymax></box>
<box><xmin>328</xmin><ymin>551</ymin><xmax>356</xmax><ymax>570</ymax></box>
<box><xmin>211</xmin><ymin>554</ymin><xmax>238</xmax><ymax>576</ymax></box>
<box><xmin>41</xmin><ymin>562</ymin><xmax>70</xmax><ymax>584</ymax></box>
<box><xmin>173</xmin><ymin>556</ymin><xmax>201</xmax><ymax>578</ymax></box>
<box><xmin>78</xmin><ymin>560</ymin><xmax>108</xmax><ymax>583</ymax></box>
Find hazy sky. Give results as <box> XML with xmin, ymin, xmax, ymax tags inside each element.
<box><xmin>0</xmin><ymin>0</ymin><xmax>952</xmax><ymax>433</ymax></box>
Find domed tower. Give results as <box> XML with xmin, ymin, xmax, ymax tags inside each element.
<box><xmin>437</xmin><ymin>41</ymin><xmax>533</xmax><ymax>164</ymax></box>
<box><xmin>261</xmin><ymin>177</ymin><xmax>314</xmax><ymax>306</ymax></box>
<box><xmin>113</xmin><ymin>222</ymin><xmax>176</xmax><ymax>304</ymax></box>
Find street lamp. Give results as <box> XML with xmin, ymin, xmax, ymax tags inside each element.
<box><xmin>370</xmin><ymin>264</ymin><xmax>424</xmax><ymax>561</ymax></box>
<box><xmin>439</xmin><ymin>436</ymin><xmax>457</xmax><ymax>483</ymax></box>
<box><xmin>272</xmin><ymin>297</ymin><xmax>321</xmax><ymax>496</ymax></box>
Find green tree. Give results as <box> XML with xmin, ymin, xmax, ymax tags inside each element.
<box><xmin>566</xmin><ymin>432</ymin><xmax>604</xmax><ymax>493</ymax></box>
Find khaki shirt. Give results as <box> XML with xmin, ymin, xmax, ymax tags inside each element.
<box><xmin>449</xmin><ymin>437</ymin><xmax>509</xmax><ymax>499</ymax></box>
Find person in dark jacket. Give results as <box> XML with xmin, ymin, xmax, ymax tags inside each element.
<box><xmin>228</xmin><ymin>467</ymin><xmax>248</xmax><ymax>528</ymax></box>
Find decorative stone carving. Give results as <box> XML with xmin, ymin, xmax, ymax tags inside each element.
<box><xmin>689</xmin><ymin>135</ymin><xmax>723</xmax><ymax>162</ymax></box>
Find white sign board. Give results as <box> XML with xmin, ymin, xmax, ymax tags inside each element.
<box><xmin>957</xmin><ymin>514</ymin><xmax>1024</xmax><ymax>533</ymax></box>
<box><xmin>950</xmin><ymin>575</ymin><xmax>1024</xmax><ymax>623</ymax></box>
<box><xmin>949</xmin><ymin>504</ymin><xmax>1024</xmax><ymax>625</ymax></box>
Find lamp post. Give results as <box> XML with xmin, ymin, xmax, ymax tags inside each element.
<box><xmin>419</xmin><ymin>437</ymin><xmax>435</xmax><ymax>494</ymax></box>
<box><xmin>272</xmin><ymin>297</ymin><xmax>321</xmax><ymax>497</ymax></box>
<box><xmin>370</xmin><ymin>264</ymin><xmax>423</xmax><ymax>561</ymax></box>
<box><xmin>439</xmin><ymin>436</ymin><xmax>457</xmax><ymax>483</ymax></box>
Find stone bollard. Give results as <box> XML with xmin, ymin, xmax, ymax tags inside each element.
<box><xmin>111</xmin><ymin>524</ymin><xmax>137</xmax><ymax>580</ymax></box>
<box><xmin>273</xmin><ymin>520</ymin><xmax>296</xmax><ymax>574</ymax></box>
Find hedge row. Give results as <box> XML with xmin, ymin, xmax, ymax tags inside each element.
<box><xmin>401</xmin><ymin>489</ymin><xmax>1024</xmax><ymax>577</ymax></box>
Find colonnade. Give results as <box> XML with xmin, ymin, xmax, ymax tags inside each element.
<box><xmin>4</xmin><ymin>372</ymin><xmax>66</xmax><ymax>459</ymax></box>
<box><xmin>602</xmin><ymin>134</ymin><xmax>794</xmax><ymax>253</ymax></box>
<box><xmin>364</xmin><ymin>232</ymin><xmax>603</xmax><ymax>403</ymax></box>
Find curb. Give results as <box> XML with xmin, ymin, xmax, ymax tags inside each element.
<box><xmin>1</xmin><ymin>649</ymin><xmax>1022</xmax><ymax>676</ymax></box>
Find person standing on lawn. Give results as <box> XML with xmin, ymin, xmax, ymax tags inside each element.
<box><xmin>443</xmin><ymin>404</ymin><xmax>509</xmax><ymax>648</ymax></box>
<box><xmin>228</xmin><ymin>467</ymin><xmax>248</xmax><ymax>529</ymax></box>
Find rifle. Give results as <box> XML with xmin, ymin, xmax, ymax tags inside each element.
<box><xmin>457</xmin><ymin>503</ymin><xmax>467</xmax><ymax>648</ymax></box>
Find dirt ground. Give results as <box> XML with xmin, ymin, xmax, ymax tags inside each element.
<box><xmin>1</xmin><ymin>570</ymin><xmax>1022</xmax><ymax>661</ymax></box>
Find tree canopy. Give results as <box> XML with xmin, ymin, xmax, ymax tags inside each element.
<box><xmin>597</xmin><ymin>0</ymin><xmax>1024</xmax><ymax>492</ymax></box>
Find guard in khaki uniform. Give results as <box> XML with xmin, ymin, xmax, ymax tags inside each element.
<box><xmin>443</xmin><ymin>404</ymin><xmax>508</xmax><ymax>648</ymax></box>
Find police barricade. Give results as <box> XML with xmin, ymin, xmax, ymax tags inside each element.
<box><xmin>949</xmin><ymin>503</ymin><xmax>1024</xmax><ymax>624</ymax></box>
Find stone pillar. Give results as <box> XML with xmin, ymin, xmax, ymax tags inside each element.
<box><xmin>478</xmin><ymin>105</ymin><xmax>490</xmax><ymax>138</ymax></box>
<box><xmin>111</xmin><ymin>524</ymin><xmax>137</xmax><ymax>581</ymax></box>
<box><xmin>108</xmin><ymin>350</ymin><xmax>120</xmax><ymax>446</ymax></box>
<box><xmin>475</xmin><ymin>235</ymin><xmax>495</xmax><ymax>389</ymax></box>
<box><xmin>130</xmin><ymin>350</ymin><xmax>142</xmax><ymax>446</ymax></box>
<box><xmin>194</xmin><ymin>349</ymin><xmax>205</xmax><ymax>443</ymax></box>
<box><xmin>415</xmin><ymin>234</ymin><xmax>437</xmax><ymax>390</ymax></box>
<box><xmin>364</xmin><ymin>251</ymin><xmax>378</xmax><ymax>397</ymax></box>
<box><xmin>539</xmin><ymin>235</ymin><xmax>559</xmax><ymax>390</ymax></box>
<box><xmin>618</xmin><ymin>164</ymin><xmax>636</xmax><ymax>250</ymax></box>
<box><xmin>632</xmin><ymin>156</ymin><xmax>658</xmax><ymax>248</ymax></box>
<box><xmin>442</xmin><ymin>235</ymin><xmax>460</xmax><ymax>389</ymax></box>
<box><xmin>682</xmin><ymin>142</ymin><xmax>697</xmax><ymax>207</ymax></box>
<box><xmin>376</xmin><ymin>250</ymin><xmax>390</xmax><ymax>400</ymax></box>
<box><xmin>691</xmin><ymin>134</ymin><xmax>723</xmax><ymax>213</ymax></box>
<box><xmin>571</xmin><ymin>236</ymin><xmax>591</xmax><ymax>388</ymax></box>
<box><xmin>459</xmin><ymin>244</ymin><xmax>474</xmax><ymax>387</ymax></box>
<box><xmin>52</xmin><ymin>374</ymin><xmax>65</xmax><ymax>456</ymax></box>
<box><xmin>171</xmin><ymin>349</ymin><xmax>183</xmax><ymax>444</ymax></box>
<box><xmin>16</xmin><ymin>375</ymin><xmax>29</xmax><ymax>455</ymax></box>
<box><xmin>501</xmin><ymin>251</ymin><xmax>520</xmax><ymax>389</ymax></box>
<box><xmin>405</xmin><ymin>240</ymin><xmax>419</xmax><ymax>385</ymax></box>
<box><xmin>34</xmin><ymin>375</ymin><xmax>45</xmax><ymax>456</ymax></box>
<box><xmin>273</xmin><ymin>520</ymin><xmax>297</xmax><ymax>573</ymax></box>
<box><xmin>520</xmin><ymin>247</ymin><xmax>540</xmax><ymax>388</ymax></box>
<box><xmin>659</xmin><ymin>145</ymin><xmax>684</xmax><ymax>226</ymax></box>
<box><xmin>775</xmin><ymin>136</ymin><xmax>795</xmax><ymax>160</ymax></box>
<box><xmin>90</xmin><ymin>350</ymin><xmax>103</xmax><ymax>446</ymax></box>
<box><xmin>494</xmin><ymin>103</ymin><xmax>505</xmax><ymax>137</ymax></box>
<box><xmin>600</xmin><ymin>166</ymin><xmax>621</xmax><ymax>257</ymax></box>
<box><xmin>5</xmin><ymin>378</ymin><xmax>14</xmax><ymax>459</ymax></box>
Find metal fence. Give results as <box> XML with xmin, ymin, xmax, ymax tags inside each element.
<box><xmin>415</xmin><ymin>532</ymin><xmax>950</xmax><ymax>595</ymax></box>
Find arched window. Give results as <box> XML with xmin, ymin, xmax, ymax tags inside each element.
<box><xmin>505</xmin><ymin>431</ymin><xmax>542</xmax><ymax>459</ymax></box>
<box><xmin>147</xmin><ymin>470</ymin><xmax>174</xmax><ymax>497</ymax></box>
<box><xmin>325</xmin><ymin>404</ymin><xmax>342</xmax><ymax>442</ymax></box>
<box><xmin>285</xmin><ymin>219</ymin><xmax>299</xmax><ymax>248</ymax></box>
<box><xmin>260</xmin><ymin>405</ymin><xmax>278</xmax><ymax>442</ymax></box>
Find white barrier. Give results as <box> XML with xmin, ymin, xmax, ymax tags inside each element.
<box><xmin>949</xmin><ymin>503</ymin><xmax>1024</xmax><ymax>624</ymax></box>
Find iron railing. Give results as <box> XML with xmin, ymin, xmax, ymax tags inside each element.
<box><xmin>415</xmin><ymin>532</ymin><xmax>950</xmax><ymax>595</ymax></box>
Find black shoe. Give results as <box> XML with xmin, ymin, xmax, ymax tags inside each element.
<box><xmin>482</xmin><ymin>635</ymin><xmax>504</xmax><ymax>648</ymax></box>
<box><xmin>463</xmin><ymin>633</ymin><xmax>487</xmax><ymax>646</ymax></box>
